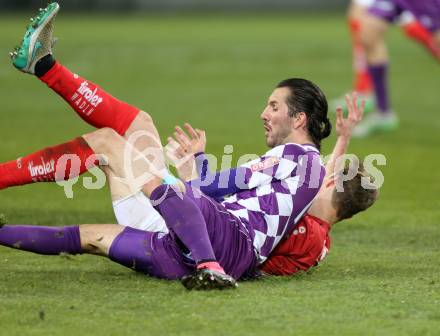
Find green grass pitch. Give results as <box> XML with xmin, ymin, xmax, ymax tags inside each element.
<box><xmin>0</xmin><ymin>12</ymin><xmax>439</xmax><ymax>335</ymax></box>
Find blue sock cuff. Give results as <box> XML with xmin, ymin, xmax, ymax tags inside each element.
<box><xmin>163</xmin><ymin>173</ymin><xmax>180</xmax><ymax>185</ymax></box>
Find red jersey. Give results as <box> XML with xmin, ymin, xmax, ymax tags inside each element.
<box><xmin>260</xmin><ymin>214</ymin><xmax>331</xmax><ymax>276</ymax></box>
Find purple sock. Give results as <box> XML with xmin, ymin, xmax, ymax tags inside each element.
<box><xmin>0</xmin><ymin>225</ymin><xmax>82</xmax><ymax>255</ymax></box>
<box><xmin>151</xmin><ymin>184</ymin><xmax>216</xmax><ymax>264</ymax></box>
<box><xmin>368</xmin><ymin>63</ymin><xmax>390</xmax><ymax>114</ymax></box>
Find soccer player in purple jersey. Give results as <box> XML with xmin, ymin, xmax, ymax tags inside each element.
<box><xmin>352</xmin><ymin>0</ymin><xmax>440</xmax><ymax>137</ymax></box>
<box><xmin>1</xmin><ymin>3</ymin><xmax>331</xmax><ymax>289</ymax></box>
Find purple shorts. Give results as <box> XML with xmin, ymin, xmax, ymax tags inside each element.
<box><xmin>369</xmin><ymin>0</ymin><xmax>440</xmax><ymax>32</ymax></box>
<box><xmin>109</xmin><ymin>186</ymin><xmax>258</xmax><ymax>280</ymax></box>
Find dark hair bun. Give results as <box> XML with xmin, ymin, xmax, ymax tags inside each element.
<box><xmin>321</xmin><ymin>117</ymin><xmax>332</xmax><ymax>139</ymax></box>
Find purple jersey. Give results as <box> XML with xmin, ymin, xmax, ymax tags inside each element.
<box><xmin>106</xmin><ymin>144</ymin><xmax>325</xmax><ymax>279</ymax></box>
<box><xmin>369</xmin><ymin>0</ymin><xmax>440</xmax><ymax>32</ymax></box>
<box><xmin>221</xmin><ymin>143</ymin><xmax>325</xmax><ymax>263</ymax></box>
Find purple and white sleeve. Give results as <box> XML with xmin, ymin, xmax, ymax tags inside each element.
<box><xmin>189</xmin><ymin>152</ymin><xmax>248</xmax><ymax>200</ymax></box>
<box><xmin>189</xmin><ymin>144</ymin><xmax>318</xmax><ymax>198</ymax></box>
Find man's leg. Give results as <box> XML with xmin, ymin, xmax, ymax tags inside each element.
<box><xmin>0</xmin><ymin>124</ymin><xmax>160</xmax><ymax>192</ymax></box>
<box><xmin>330</xmin><ymin>0</ymin><xmax>375</xmax><ymax>116</ymax></box>
<box><xmin>173</xmin><ymin>186</ymin><xmax>257</xmax><ymax>288</ymax></box>
<box><xmin>0</xmin><ymin>223</ymin><xmax>84</xmax><ymax>256</ymax></box>
<box><xmin>360</xmin><ymin>14</ymin><xmax>390</xmax><ymax>114</ymax></box>
<box><xmin>103</xmin><ymin>166</ymin><xmax>167</xmax><ymax>232</ymax></box>
<box><xmin>0</xmin><ymin>137</ymin><xmax>96</xmax><ymax>190</ymax></box>
<box><xmin>402</xmin><ymin>21</ymin><xmax>440</xmax><ymax>61</ymax></box>
<box><xmin>37</xmin><ymin>57</ymin><xmax>165</xmax><ymax>176</ymax></box>
<box><xmin>106</xmin><ymin>226</ymin><xmax>193</xmax><ymax>279</ymax></box>
<box><xmin>37</xmin><ymin>65</ymin><xmax>166</xmax><ymax>191</ymax></box>
<box><xmin>0</xmin><ymin>223</ymin><xmax>192</xmax><ymax>280</ymax></box>
<box><xmin>0</xmin><ymin>221</ymin><xmax>122</xmax><ymax>258</ymax></box>
<box><xmin>353</xmin><ymin>10</ymin><xmax>398</xmax><ymax>137</ymax></box>
<box><xmin>11</xmin><ymin>2</ymin><xmax>164</xmax><ymax>171</ymax></box>
<box><xmin>112</xmin><ymin>192</ymin><xmax>167</xmax><ymax>232</ymax></box>
<box><xmin>348</xmin><ymin>1</ymin><xmax>373</xmax><ymax>94</ymax></box>
<box><xmin>11</xmin><ymin>3</ymin><xmax>137</xmax><ymax>137</ymax></box>
<box><xmin>38</xmin><ymin>61</ymin><xmax>141</xmax><ymax>135</ymax></box>
<box><xmin>79</xmin><ymin>224</ymin><xmax>125</xmax><ymax>256</ymax></box>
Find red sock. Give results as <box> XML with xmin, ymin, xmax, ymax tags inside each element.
<box><xmin>40</xmin><ymin>62</ymin><xmax>140</xmax><ymax>135</ymax></box>
<box><xmin>0</xmin><ymin>137</ymin><xmax>96</xmax><ymax>190</ymax></box>
<box><xmin>403</xmin><ymin>21</ymin><xmax>440</xmax><ymax>62</ymax></box>
<box><xmin>349</xmin><ymin>18</ymin><xmax>373</xmax><ymax>94</ymax></box>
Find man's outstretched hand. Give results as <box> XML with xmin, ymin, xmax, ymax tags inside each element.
<box><xmin>335</xmin><ymin>92</ymin><xmax>365</xmax><ymax>139</ymax></box>
<box><xmin>170</xmin><ymin>123</ymin><xmax>206</xmax><ymax>156</ymax></box>
<box><xmin>165</xmin><ymin>123</ymin><xmax>206</xmax><ymax>182</ymax></box>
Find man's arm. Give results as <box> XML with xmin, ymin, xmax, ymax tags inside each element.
<box><xmin>165</xmin><ymin>123</ymin><xmax>207</xmax><ymax>182</ymax></box>
<box><xmin>323</xmin><ymin>93</ymin><xmax>365</xmax><ymax>178</ymax></box>
<box><xmin>166</xmin><ymin>124</ymin><xmax>308</xmax><ymax>199</ymax></box>
<box><xmin>308</xmin><ymin>93</ymin><xmax>364</xmax><ymax>218</ymax></box>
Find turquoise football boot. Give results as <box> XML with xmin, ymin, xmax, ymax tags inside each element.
<box><xmin>10</xmin><ymin>2</ymin><xmax>60</xmax><ymax>74</ymax></box>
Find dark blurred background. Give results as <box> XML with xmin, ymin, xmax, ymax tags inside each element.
<box><xmin>0</xmin><ymin>0</ymin><xmax>348</xmax><ymax>12</ymax></box>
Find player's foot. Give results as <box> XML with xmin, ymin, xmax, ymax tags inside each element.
<box><xmin>181</xmin><ymin>268</ymin><xmax>238</xmax><ymax>290</ymax></box>
<box><xmin>331</xmin><ymin>92</ymin><xmax>374</xmax><ymax>115</ymax></box>
<box><xmin>352</xmin><ymin>111</ymin><xmax>399</xmax><ymax>138</ymax></box>
<box><xmin>10</xmin><ymin>2</ymin><xmax>60</xmax><ymax>74</ymax></box>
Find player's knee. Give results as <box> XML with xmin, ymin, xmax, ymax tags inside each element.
<box><xmin>97</xmin><ymin>127</ymin><xmax>120</xmax><ymax>142</ymax></box>
<box><xmin>79</xmin><ymin>225</ymin><xmax>108</xmax><ymax>256</ymax></box>
<box><xmin>78</xmin><ymin>225</ymin><xmax>98</xmax><ymax>253</ymax></box>
<box><xmin>84</xmin><ymin>127</ymin><xmax>122</xmax><ymax>153</ymax></box>
<box><xmin>138</xmin><ymin>111</ymin><xmax>155</xmax><ymax>127</ymax></box>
